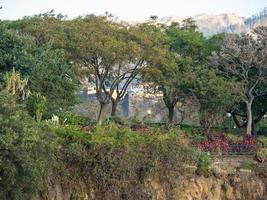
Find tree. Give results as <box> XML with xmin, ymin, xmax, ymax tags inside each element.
<box><xmin>191</xmin><ymin>67</ymin><xmax>234</xmax><ymax>131</ymax></box>
<box><xmin>0</xmin><ymin>23</ymin><xmax>34</xmax><ymax>82</ymax></box>
<box><xmin>9</xmin><ymin>10</ymin><xmax>67</xmax><ymax>47</ymax></box>
<box><xmin>28</xmin><ymin>45</ymin><xmax>78</xmax><ymax>117</ymax></box>
<box><xmin>215</xmin><ymin>27</ymin><xmax>267</xmax><ymax>135</ymax></box>
<box><xmin>109</xmin><ymin>22</ymin><xmax>166</xmax><ymax>116</ymax></box>
<box><xmin>71</xmin><ymin>16</ymin><xmax>153</xmax><ymax>123</ymax></box>
<box><xmin>144</xmin><ymin>20</ymin><xmax>215</xmax><ymax>123</ymax></box>
<box><xmin>164</xmin><ymin>21</ymin><xmax>212</xmax><ymax>123</ymax></box>
<box><xmin>144</xmin><ymin>46</ymin><xmax>180</xmax><ymax>123</ymax></box>
<box><xmin>69</xmin><ymin>15</ymin><xmax>127</xmax><ymax>123</ymax></box>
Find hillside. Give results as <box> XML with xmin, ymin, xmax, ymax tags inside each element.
<box><xmin>125</xmin><ymin>7</ymin><xmax>267</xmax><ymax>36</ymax></box>
<box><xmin>158</xmin><ymin>13</ymin><xmax>246</xmax><ymax>36</ymax></box>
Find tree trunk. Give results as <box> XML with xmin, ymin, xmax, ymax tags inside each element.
<box><xmin>167</xmin><ymin>105</ymin><xmax>175</xmax><ymax>123</ymax></box>
<box><xmin>111</xmin><ymin>98</ymin><xmax>119</xmax><ymax>116</ymax></box>
<box><xmin>97</xmin><ymin>103</ymin><xmax>108</xmax><ymax>125</ymax></box>
<box><xmin>246</xmin><ymin>101</ymin><xmax>253</xmax><ymax>136</ymax></box>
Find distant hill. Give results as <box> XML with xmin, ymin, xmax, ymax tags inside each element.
<box><xmin>158</xmin><ymin>13</ymin><xmax>246</xmax><ymax>36</ymax></box>
<box><xmin>124</xmin><ymin>7</ymin><xmax>267</xmax><ymax>36</ymax></box>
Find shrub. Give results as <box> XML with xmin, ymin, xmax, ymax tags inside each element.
<box><xmin>51</xmin><ymin>124</ymin><xmax>91</xmax><ymax>142</ymax></box>
<box><xmin>182</xmin><ymin>126</ymin><xmax>205</xmax><ymax>137</ymax></box>
<box><xmin>191</xmin><ymin>132</ymin><xmax>230</xmax><ymax>153</ymax></box>
<box><xmin>228</xmin><ymin>133</ymin><xmax>241</xmax><ymax>143</ymax></box>
<box><xmin>106</xmin><ymin>116</ymin><xmax>128</xmax><ymax>125</ymax></box>
<box><xmin>58</xmin><ymin>112</ymin><xmax>93</xmax><ymax>126</ymax></box>
<box><xmin>52</xmin><ymin>123</ymin><xmax>199</xmax><ymax>199</ymax></box>
<box><xmin>230</xmin><ymin>136</ymin><xmax>260</xmax><ymax>153</ymax></box>
<box><xmin>197</xmin><ymin>153</ymin><xmax>212</xmax><ymax>176</ymax></box>
<box><xmin>239</xmin><ymin>160</ymin><xmax>257</xmax><ymax>171</ymax></box>
<box><xmin>191</xmin><ymin>132</ymin><xmax>260</xmax><ymax>154</ymax></box>
<box><xmin>130</xmin><ymin>123</ymin><xmax>150</xmax><ymax>133</ymax></box>
<box><xmin>258</xmin><ymin>136</ymin><xmax>267</xmax><ymax>148</ymax></box>
<box><xmin>0</xmin><ymin>92</ymin><xmax>56</xmax><ymax>200</ymax></box>
<box><xmin>256</xmin><ymin>148</ymin><xmax>267</xmax><ymax>162</ymax></box>
<box><xmin>27</xmin><ymin>92</ymin><xmax>47</xmax><ymax>122</ymax></box>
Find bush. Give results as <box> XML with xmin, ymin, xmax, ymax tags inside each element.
<box><xmin>197</xmin><ymin>153</ymin><xmax>212</xmax><ymax>176</ymax></box>
<box><xmin>239</xmin><ymin>160</ymin><xmax>257</xmax><ymax>171</ymax></box>
<box><xmin>51</xmin><ymin>123</ymin><xmax>199</xmax><ymax>199</ymax></box>
<box><xmin>106</xmin><ymin>116</ymin><xmax>129</xmax><ymax>125</ymax></box>
<box><xmin>0</xmin><ymin>92</ymin><xmax>56</xmax><ymax>200</ymax></box>
<box><xmin>258</xmin><ymin>136</ymin><xmax>267</xmax><ymax>148</ymax></box>
<box><xmin>51</xmin><ymin>124</ymin><xmax>91</xmax><ymax>142</ymax></box>
<box><xmin>58</xmin><ymin>112</ymin><xmax>91</xmax><ymax>126</ymax></box>
<box><xmin>130</xmin><ymin>123</ymin><xmax>150</xmax><ymax>133</ymax></box>
<box><xmin>191</xmin><ymin>132</ymin><xmax>230</xmax><ymax>153</ymax></box>
<box><xmin>26</xmin><ymin>92</ymin><xmax>47</xmax><ymax>122</ymax></box>
<box><xmin>1</xmin><ymin>97</ymin><xmax>200</xmax><ymax>200</ymax></box>
<box><xmin>191</xmin><ymin>132</ymin><xmax>260</xmax><ymax>154</ymax></box>
<box><xmin>256</xmin><ymin>148</ymin><xmax>267</xmax><ymax>162</ymax></box>
<box><xmin>230</xmin><ymin>136</ymin><xmax>260</xmax><ymax>153</ymax></box>
<box><xmin>228</xmin><ymin>133</ymin><xmax>241</xmax><ymax>143</ymax></box>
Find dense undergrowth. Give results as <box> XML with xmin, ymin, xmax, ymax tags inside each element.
<box><xmin>0</xmin><ymin>93</ymin><xmax>266</xmax><ymax>199</ymax></box>
<box><xmin>50</xmin><ymin>123</ymin><xmax>200</xmax><ymax>199</ymax></box>
<box><xmin>0</xmin><ymin>93</ymin><xmax>200</xmax><ymax>200</ymax></box>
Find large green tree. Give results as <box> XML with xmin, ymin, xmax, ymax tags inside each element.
<box><xmin>28</xmin><ymin>45</ymin><xmax>78</xmax><ymax>116</ymax></box>
<box><xmin>144</xmin><ymin>20</ymin><xmax>223</xmax><ymax>124</ymax></box>
<box><xmin>0</xmin><ymin>23</ymin><xmax>34</xmax><ymax>82</ymax></box>
<box><xmin>70</xmin><ymin>16</ymin><xmax>157</xmax><ymax>123</ymax></box>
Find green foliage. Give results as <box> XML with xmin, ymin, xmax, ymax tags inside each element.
<box><xmin>51</xmin><ymin>124</ymin><xmax>90</xmax><ymax>142</ymax></box>
<box><xmin>28</xmin><ymin>44</ymin><xmax>78</xmax><ymax>116</ymax></box>
<box><xmin>257</xmin><ymin>118</ymin><xmax>267</xmax><ymax>136</ymax></box>
<box><xmin>0</xmin><ymin>92</ymin><xmax>56</xmax><ymax>200</ymax></box>
<box><xmin>27</xmin><ymin>92</ymin><xmax>47</xmax><ymax>122</ymax></box>
<box><xmin>239</xmin><ymin>160</ymin><xmax>257</xmax><ymax>171</ymax></box>
<box><xmin>197</xmin><ymin>152</ymin><xmax>212</xmax><ymax>176</ymax></box>
<box><xmin>4</xmin><ymin>68</ymin><xmax>30</xmax><ymax>100</ymax></box>
<box><xmin>258</xmin><ymin>136</ymin><xmax>267</xmax><ymax>148</ymax></box>
<box><xmin>256</xmin><ymin>148</ymin><xmax>267</xmax><ymax>162</ymax></box>
<box><xmin>53</xmin><ymin>124</ymin><xmax>199</xmax><ymax>199</ymax></box>
<box><xmin>1</xmin><ymin>12</ymin><xmax>267</xmax><ymax>199</ymax></box>
<box><xmin>0</xmin><ymin>23</ymin><xmax>34</xmax><ymax>82</ymax></box>
<box><xmin>58</xmin><ymin>112</ymin><xmax>91</xmax><ymax>126</ymax></box>
<box><xmin>228</xmin><ymin>133</ymin><xmax>241</xmax><ymax>143</ymax></box>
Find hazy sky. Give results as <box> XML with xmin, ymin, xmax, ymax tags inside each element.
<box><xmin>0</xmin><ymin>0</ymin><xmax>266</xmax><ymax>21</ymax></box>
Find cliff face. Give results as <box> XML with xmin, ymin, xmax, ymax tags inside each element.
<box><xmin>147</xmin><ymin>173</ymin><xmax>265</xmax><ymax>200</ymax></box>
<box><xmin>34</xmin><ymin>156</ymin><xmax>267</xmax><ymax>200</ymax></box>
<box><xmin>33</xmin><ymin>173</ymin><xmax>266</xmax><ymax>200</ymax></box>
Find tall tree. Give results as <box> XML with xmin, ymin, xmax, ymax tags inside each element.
<box><xmin>144</xmin><ymin>20</ymin><xmax>215</xmax><ymax>123</ymax></box>
<box><xmin>214</xmin><ymin>27</ymin><xmax>267</xmax><ymax>135</ymax></box>
<box><xmin>28</xmin><ymin>45</ymin><xmax>78</xmax><ymax>116</ymax></box>
<box><xmin>0</xmin><ymin>23</ymin><xmax>34</xmax><ymax>82</ymax></box>
<box><xmin>70</xmin><ymin>15</ymin><xmax>128</xmax><ymax>124</ymax></box>
<box><xmin>109</xmin><ymin>22</ymin><xmax>168</xmax><ymax>116</ymax></box>
<box><xmin>144</xmin><ymin>46</ymin><xmax>180</xmax><ymax>123</ymax></box>
<box><xmin>71</xmin><ymin>16</ymin><xmax>160</xmax><ymax>123</ymax></box>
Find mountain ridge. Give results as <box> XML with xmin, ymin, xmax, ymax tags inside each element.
<box><xmin>123</xmin><ymin>7</ymin><xmax>267</xmax><ymax>36</ymax></box>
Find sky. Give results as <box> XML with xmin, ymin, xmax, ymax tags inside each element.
<box><xmin>0</xmin><ymin>0</ymin><xmax>266</xmax><ymax>21</ymax></box>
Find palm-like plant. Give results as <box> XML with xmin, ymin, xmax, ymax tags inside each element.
<box><xmin>27</xmin><ymin>92</ymin><xmax>47</xmax><ymax>122</ymax></box>
<box><xmin>4</xmin><ymin>68</ymin><xmax>31</xmax><ymax>100</ymax></box>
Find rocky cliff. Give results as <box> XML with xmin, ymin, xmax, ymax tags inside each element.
<box><xmin>34</xmin><ymin>155</ymin><xmax>267</xmax><ymax>200</ymax></box>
